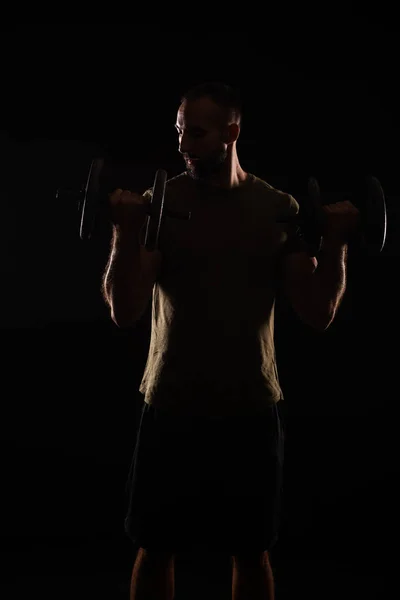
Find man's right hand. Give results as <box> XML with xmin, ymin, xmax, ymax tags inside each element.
<box><xmin>109</xmin><ymin>188</ymin><xmax>150</xmax><ymax>233</ymax></box>
<box><xmin>104</xmin><ymin>188</ymin><xmax>162</xmax><ymax>326</ymax></box>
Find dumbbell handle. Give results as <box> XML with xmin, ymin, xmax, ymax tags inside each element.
<box><xmin>57</xmin><ymin>186</ymin><xmax>192</xmax><ymax>222</ymax></box>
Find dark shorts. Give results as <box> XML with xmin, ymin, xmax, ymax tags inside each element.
<box><xmin>124</xmin><ymin>399</ymin><xmax>285</xmax><ymax>554</ymax></box>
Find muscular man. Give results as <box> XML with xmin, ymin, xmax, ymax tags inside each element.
<box><xmin>103</xmin><ymin>82</ymin><xmax>358</xmax><ymax>600</ymax></box>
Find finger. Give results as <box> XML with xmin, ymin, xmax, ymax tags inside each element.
<box><xmin>109</xmin><ymin>188</ymin><xmax>123</xmax><ymax>202</ymax></box>
<box><xmin>323</xmin><ymin>201</ymin><xmax>358</xmax><ymax>213</ymax></box>
<box><xmin>119</xmin><ymin>190</ymin><xmax>133</xmax><ymax>203</ymax></box>
<box><xmin>337</xmin><ymin>201</ymin><xmax>360</xmax><ymax>215</ymax></box>
<box><xmin>346</xmin><ymin>201</ymin><xmax>359</xmax><ymax>213</ymax></box>
<box><xmin>338</xmin><ymin>200</ymin><xmax>356</xmax><ymax>209</ymax></box>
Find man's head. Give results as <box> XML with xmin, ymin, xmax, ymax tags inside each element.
<box><xmin>175</xmin><ymin>81</ymin><xmax>242</xmax><ymax>181</ymax></box>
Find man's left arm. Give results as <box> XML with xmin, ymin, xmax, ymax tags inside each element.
<box><xmin>282</xmin><ymin>238</ymin><xmax>348</xmax><ymax>331</ymax></box>
<box><xmin>281</xmin><ymin>199</ymin><xmax>358</xmax><ymax>331</ymax></box>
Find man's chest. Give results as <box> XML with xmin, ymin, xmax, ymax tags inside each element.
<box><xmin>159</xmin><ymin>196</ymin><xmax>287</xmax><ymax>258</ymax></box>
<box><xmin>157</xmin><ymin>194</ymin><xmax>288</xmax><ymax>295</ymax></box>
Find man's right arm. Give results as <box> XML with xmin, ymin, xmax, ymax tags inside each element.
<box><xmin>101</xmin><ymin>189</ymin><xmax>162</xmax><ymax>327</ymax></box>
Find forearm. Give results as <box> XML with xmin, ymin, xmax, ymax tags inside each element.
<box><xmin>102</xmin><ymin>226</ymin><xmax>147</xmax><ymax>326</ymax></box>
<box><xmin>312</xmin><ymin>236</ymin><xmax>348</xmax><ymax>325</ymax></box>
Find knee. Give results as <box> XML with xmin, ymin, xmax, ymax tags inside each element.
<box><xmin>232</xmin><ymin>550</ymin><xmax>269</xmax><ymax>569</ymax></box>
<box><xmin>138</xmin><ymin>547</ymin><xmax>175</xmax><ymax>566</ymax></box>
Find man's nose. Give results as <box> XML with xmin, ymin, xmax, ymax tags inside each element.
<box><xmin>178</xmin><ymin>132</ymin><xmax>192</xmax><ymax>154</ymax></box>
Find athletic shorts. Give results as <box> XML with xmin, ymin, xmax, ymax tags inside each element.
<box><xmin>124</xmin><ymin>399</ymin><xmax>285</xmax><ymax>554</ymax></box>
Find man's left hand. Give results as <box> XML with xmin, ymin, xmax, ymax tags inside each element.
<box><xmin>322</xmin><ymin>200</ymin><xmax>360</xmax><ymax>243</ymax></box>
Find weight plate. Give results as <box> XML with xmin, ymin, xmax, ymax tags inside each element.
<box><xmin>364</xmin><ymin>175</ymin><xmax>387</xmax><ymax>255</ymax></box>
<box><xmin>302</xmin><ymin>176</ymin><xmax>324</xmax><ymax>255</ymax></box>
<box><xmin>79</xmin><ymin>157</ymin><xmax>104</xmax><ymax>241</ymax></box>
<box><xmin>144</xmin><ymin>169</ymin><xmax>167</xmax><ymax>251</ymax></box>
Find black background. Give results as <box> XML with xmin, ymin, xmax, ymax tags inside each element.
<box><xmin>1</xmin><ymin>18</ymin><xmax>398</xmax><ymax>599</ymax></box>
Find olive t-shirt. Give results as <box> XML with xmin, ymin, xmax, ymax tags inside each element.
<box><xmin>138</xmin><ymin>171</ymin><xmax>306</xmax><ymax>417</ymax></box>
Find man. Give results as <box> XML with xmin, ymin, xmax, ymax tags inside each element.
<box><xmin>103</xmin><ymin>82</ymin><xmax>358</xmax><ymax>600</ymax></box>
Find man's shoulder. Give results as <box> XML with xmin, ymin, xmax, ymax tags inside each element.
<box><xmin>248</xmin><ymin>173</ymin><xmax>291</xmax><ymax>198</ymax></box>
<box><xmin>247</xmin><ymin>173</ymin><xmax>299</xmax><ymax>214</ymax></box>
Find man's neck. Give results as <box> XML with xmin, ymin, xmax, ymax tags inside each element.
<box><xmin>202</xmin><ymin>160</ymin><xmax>248</xmax><ymax>190</ymax></box>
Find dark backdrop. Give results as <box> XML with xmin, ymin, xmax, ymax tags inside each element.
<box><xmin>1</xmin><ymin>20</ymin><xmax>398</xmax><ymax>599</ymax></box>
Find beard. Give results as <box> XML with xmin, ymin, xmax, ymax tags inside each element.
<box><xmin>185</xmin><ymin>148</ymin><xmax>228</xmax><ymax>181</ymax></box>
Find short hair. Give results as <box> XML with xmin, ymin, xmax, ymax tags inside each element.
<box><xmin>180</xmin><ymin>81</ymin><xmax>242</xmax><ymax>126</ymax></box>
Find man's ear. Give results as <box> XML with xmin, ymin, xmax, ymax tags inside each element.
<box><xmin>223</xmin><ymin>122</ymin><xmax>240</xmax><ymax>145</ymax></box>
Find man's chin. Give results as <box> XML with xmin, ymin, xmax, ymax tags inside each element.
<box><xmin>186</xmin><ymin>164</ymin><xmax>217</xmax><ymax>181</ymax></box>
<box><xmin>186</xmin><ymin>166</ymin><xmax>202</xmax><ymax>180</ymax></box>
<box><xmin>185</xmin><ymin>158</ymin><xmax>226</xmax><ymax>181</ymax></box>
